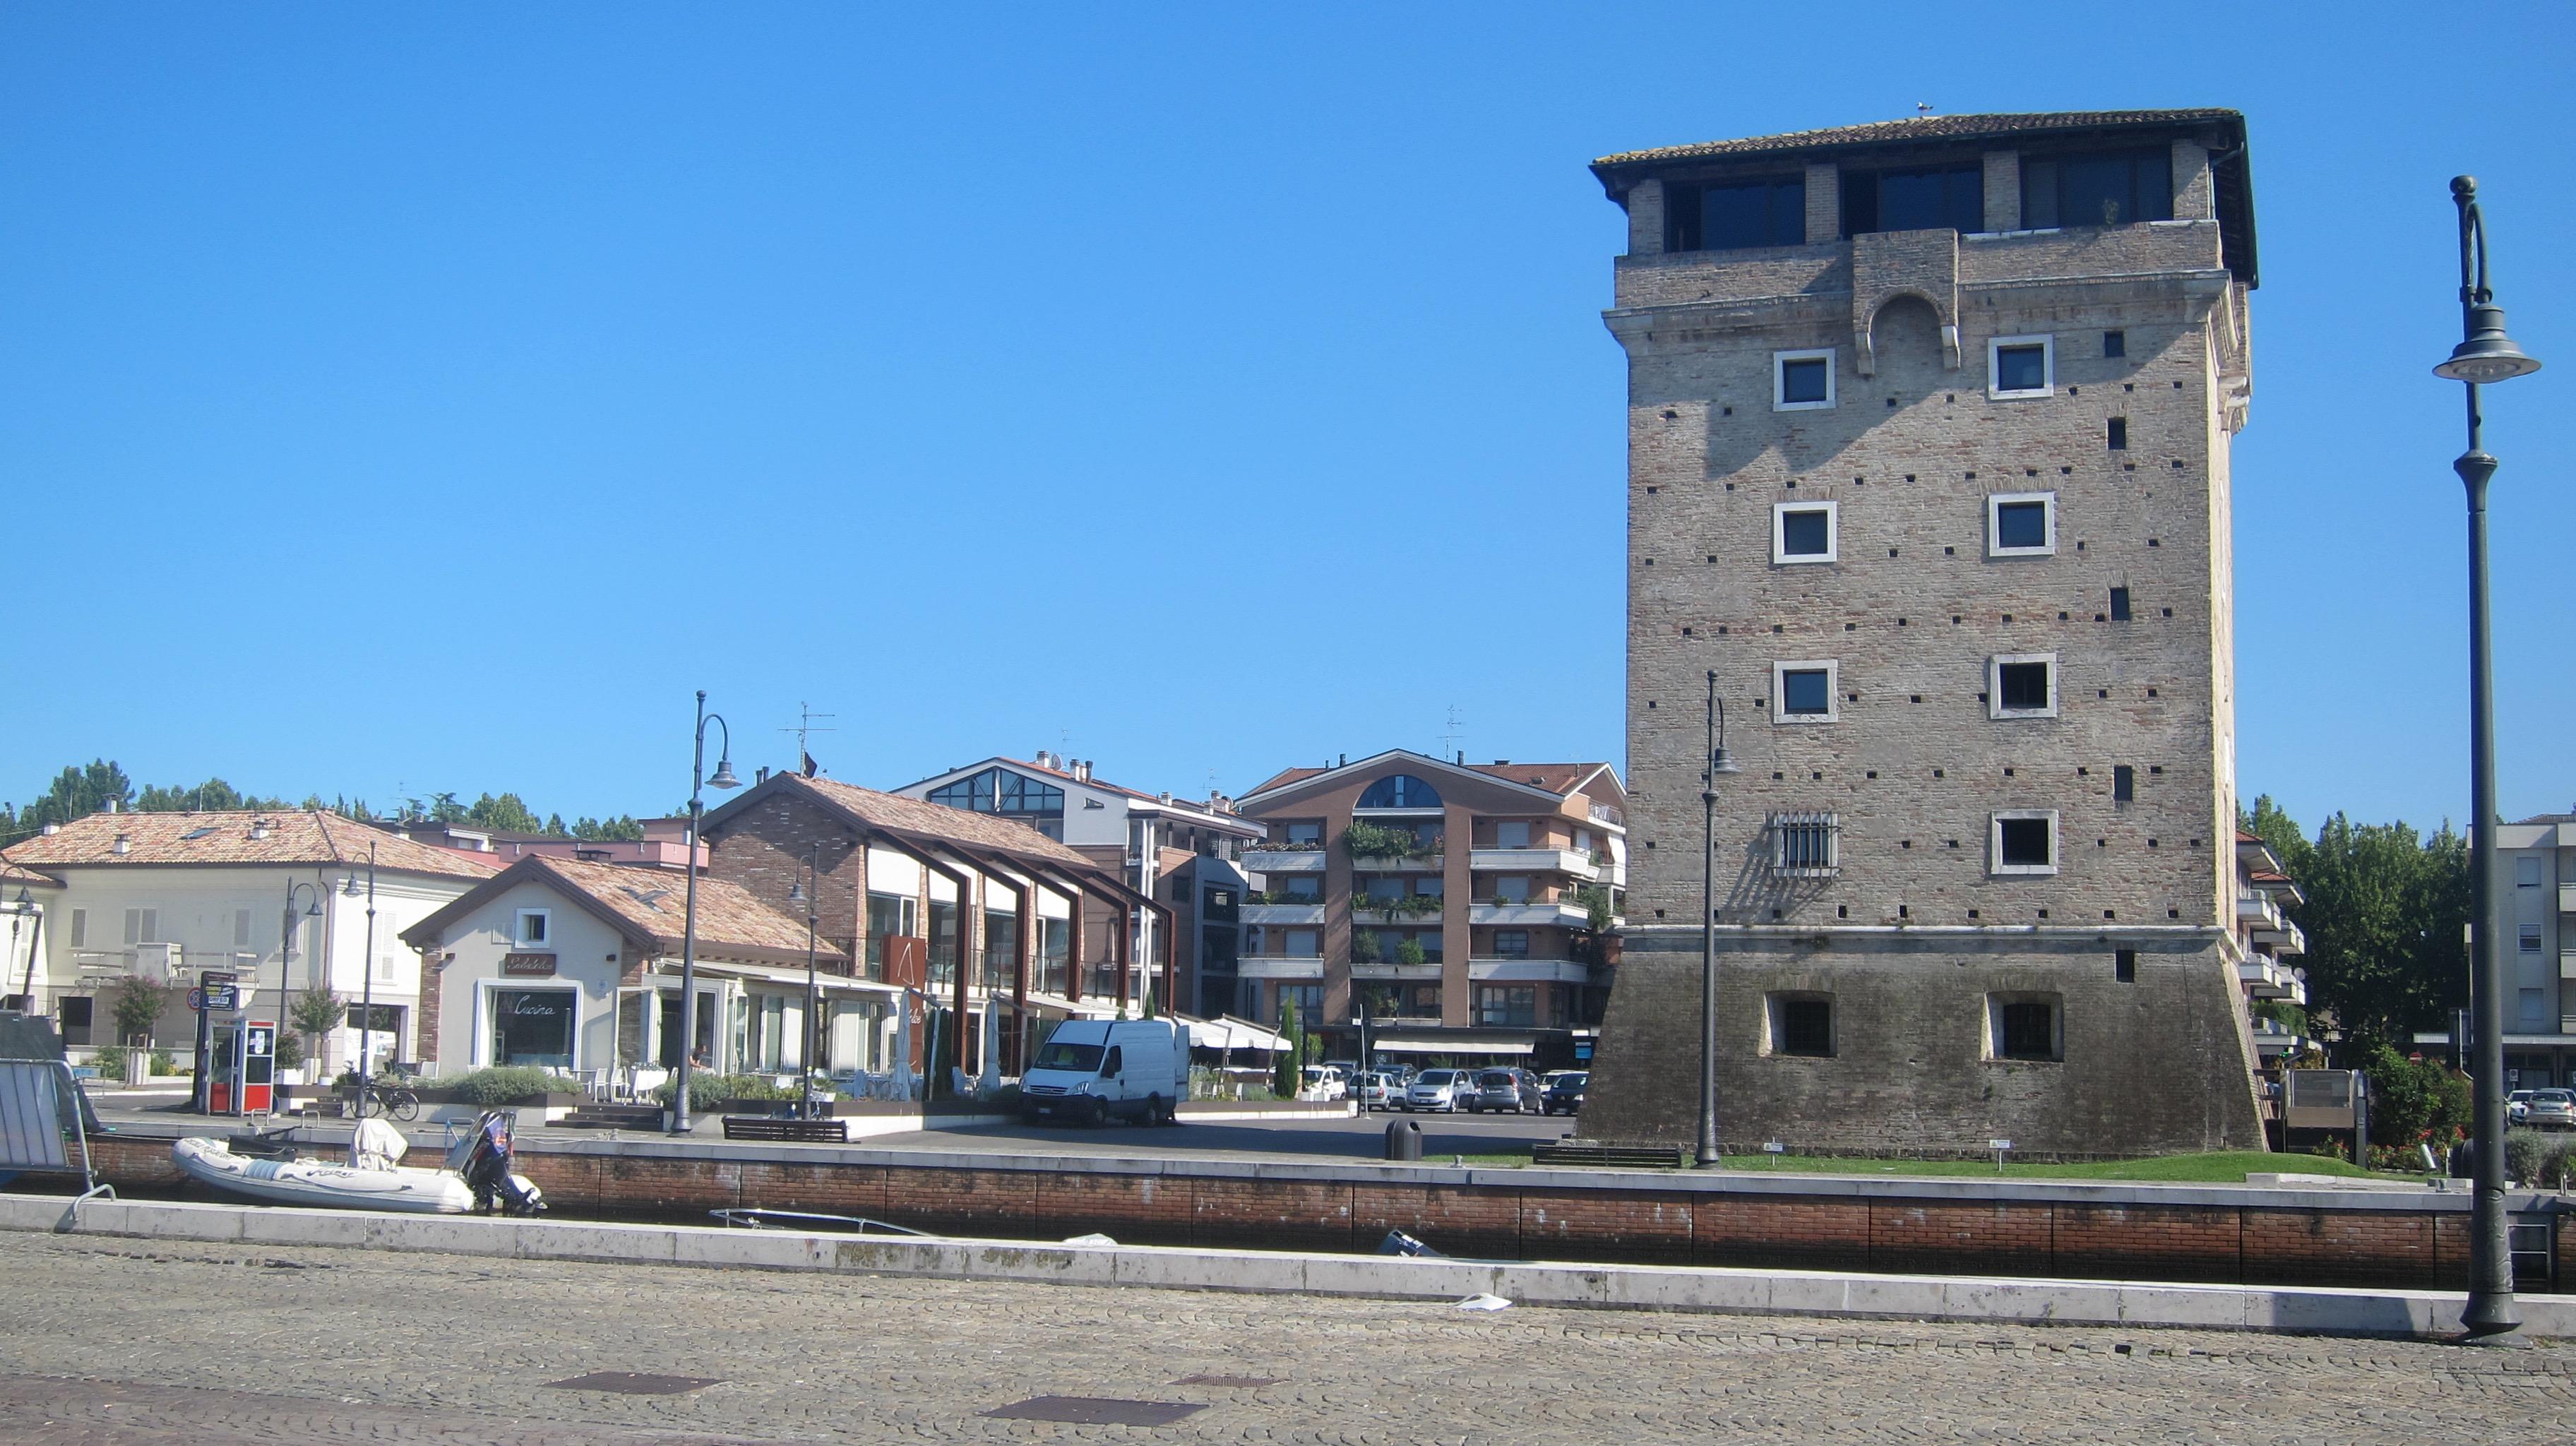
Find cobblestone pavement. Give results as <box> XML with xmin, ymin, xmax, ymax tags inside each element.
<box><xmin>0</xmin><ymin>1233</ymin><xmax>2568</xmax><ymax>1445</ymax></box>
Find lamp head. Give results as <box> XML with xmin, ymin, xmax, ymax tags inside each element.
<box><xmin>785</xmin><ymin>880</ymin><xmax>806</xmax><ymax>904</ymax></box>
<box><xmin>1710</xmin><ymin>748</ymin><xmax>1743</xmax><ymax>776</ymax></box>
<box><xmin>708</xmin><ymin>758</ymin><xmax>743</xmax><ymax>791</ymax></box>
<box><xmin>304</xmin><ymin>895</ymin><xmax>325</xmax><ymax>917</ymax></box>
<box><xmin>342</xmin><ymin>876</ymin><xmax>364</xmax><ymax>897</ymax></box>
<box><xmin>2435</xmin><ymin>304</ymin><xmax>2543</xmax><ymax>383</ymax></box>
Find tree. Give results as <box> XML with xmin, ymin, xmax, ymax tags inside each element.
<box><xmin>107</xmin><ymin>977</ymin><xmax>178</xmax><ymax>1046</ymax></box>
<box><xmin>429</xmin><ymin>791</ymin><xmax>467</xmax><ymax>823</ymax></box>
<box><xmin>465</xmin><ymin>792</ymin><xmax>545</xmax><ymax>834</ymax></box>
<box><xmin>2239</xmin><ymin>796</ymin><xmax>2470</xmax><ymax>1058</ymax></box>
<box><xmin>289</xmin><ymin>988</ymin><xmax>345</xmax><ymax>1069</ymax></box>
<box><xmin>573</xmin><ymin>815</ymin><xmax>646</xmax><ymax>842</ymax></box>
<box><xmin>1273</xmin><ymin>1008</ymin><xmax>1306</xmax><ymax>1097</ymax></box>
<box><xmin>14</xmin><ymin>760</ymin><xmax>135</xmax><ymax>836</ymax></box>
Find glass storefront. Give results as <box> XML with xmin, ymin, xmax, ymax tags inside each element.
<box><xmin>490</xmin><ymin>988</ymin><xmax>575</xmax><ymax>1069</ymax></box>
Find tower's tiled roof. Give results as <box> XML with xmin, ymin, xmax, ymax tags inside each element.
<box><xmin>1594</xmin><ymin>110</ymin><xmax>2241</xmax><ymax>169</ymax></box>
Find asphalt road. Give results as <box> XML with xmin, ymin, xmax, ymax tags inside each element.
<box><xmin>0</xmin><ymin>1232</ymin><xmax>2566</xmax><ymax>1445</ymax></box>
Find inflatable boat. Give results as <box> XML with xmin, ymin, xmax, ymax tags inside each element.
<box><xmin>172</xmin><ymin>1128</ymin><xmax>542</xmax><ymax>1215</ymax></box>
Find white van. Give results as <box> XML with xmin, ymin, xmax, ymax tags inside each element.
<box><xmin>1019</xmin><ymin>1018</ymin><xmax>1188</xmax><ymax>1126</ymax></box>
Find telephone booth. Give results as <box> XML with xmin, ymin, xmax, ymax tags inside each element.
<box><xmin>207</xmin><ymin>1017</ymin><xmax>278</xmax><ymax>1116</ymax></box>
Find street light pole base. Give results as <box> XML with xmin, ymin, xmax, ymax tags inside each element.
<box><xmin>2455</xmin><ymin>1293</ymin><xmax>2525</xmax><ymax>1346</ymax></box>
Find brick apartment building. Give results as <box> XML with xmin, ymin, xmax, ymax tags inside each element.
<box><xmin>1580</xmin><ymin>111</ymin><xmax>2270</xmax><ymax>1155</ymax></box>
<box><xmin>1233</xmin><ymin>750</ymin><xmax>1626</xmax><ymax>1068</ymax></box>
<box><xmin>891</xmin><ymin>753</ymin><xmax>1264</xmax><ymax>1017</ymax></box>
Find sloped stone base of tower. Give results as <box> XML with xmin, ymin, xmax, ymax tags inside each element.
<box><xmin>1580</xmin><ymin>928</ymin><xmax>2267</xmax><ymax>1159</ymax></box>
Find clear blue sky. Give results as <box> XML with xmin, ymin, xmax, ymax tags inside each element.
<box><xmin>4</xmin><ymin>4</ymin><xmax>2570</xmax><ymax>834</ymax></box>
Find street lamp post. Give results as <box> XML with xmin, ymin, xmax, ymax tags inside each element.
<box><xmin>264</xmin><ymin>881</ymin><xmax>324</xmax><ymax>1111</ymax></box>
<box><xmin>672</xmin><ymin>690</ymin><xmax>741</xmax><ymax>1135</ymax></box>
<box><xmin>788</xmin><ymin>844</ymin><xmax>821</xmax><ymax>1119</ymax></box>
<box><xmin>1698</xmin><ymin>670</ymin><xmax>1741</xmax><ymax>1169</ymax></box>
<box><xmin>342</xmin><ymin>845</ymin><xmax>378</xmax><ymax>1130</ymax></box>
<box><xmin>2433</xmin><ymin>174</ymin><xmax>2543</xmax><ymax>1342</ymax></box>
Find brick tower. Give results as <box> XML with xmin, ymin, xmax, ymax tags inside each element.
<box><xmin>1581</xmin><ymin>112</ymin><xmax>2268</xmax><ymax>1156</ymax></box>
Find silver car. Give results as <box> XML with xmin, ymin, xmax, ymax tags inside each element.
<box><xmin>2525</xmin><ymin>1089</ymin><xmax>2576</xmax><ymax>1131</ymax></box>
<box><xmin>1464</xmin><ymin>1068</ymin><xmax>1540</xmax><ymax>1113</ymax></box>
<box><xmin>1404</xmin><ymin>1068</ymin><xmax>1467</xmax><ymax>1113</ymax></box>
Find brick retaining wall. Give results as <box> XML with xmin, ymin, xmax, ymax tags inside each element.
<box><xmin>64</xmin><ymin>1129</ymin><xmax>2565</xmax><ymax>1291</ymax></box>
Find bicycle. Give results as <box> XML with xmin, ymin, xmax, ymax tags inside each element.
<box><xmin>351</xmin><ymin>1078</ymin><xmax>421</xmax><ymax>1122</ymax></box>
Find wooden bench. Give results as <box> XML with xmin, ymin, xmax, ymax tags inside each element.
<box><xmin>720</xmin><ymin>1116</ymin><xmax>848</xmax><ymax>1144</ymax></box>
<box><xmin>1530</xmin><ymin>1140</ymin><xmax>1688</xmax><ymax>1169</ymax></box>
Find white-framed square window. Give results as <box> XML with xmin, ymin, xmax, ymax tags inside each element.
<box><xmin>1772</xmin><ymin>347</ymin><xmax>1836</xmax><ymax>411</ymax></box>
<box><xmin>514</xmin><ymin>908</ymin><xmax>551</xmax><ymax>947</ymax></box>
<box><xmin>1986</xmin><ymin>491</ymin><xmax>2057</xmax><ymax>557</ymax></box>
<box><xmin>1772</xmin><ymin>659</ymin><xmax>1839</xmax><ymax>723</ymax></box>
<box><xmin>1772</xmin><ymin>499</ymin><xmax>1839</xmax><ymax>563</ymax></box>
<box><xmin>1988</xmin><ymin>652</ymin><xmax>2060</xmax><ymax>719</ymax></box>
<box><xmin>1988</xmin><ymin>333</ymin><xmax>2054</xmax><ymax>399</ymax></box>
<box><xmin>1989</xmin><ymin>810</ymin><xmax>2059</xmax><ymax>876</ymax></box>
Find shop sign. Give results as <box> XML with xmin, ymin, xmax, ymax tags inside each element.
<box><xmin>501</xmin><ymin>952</ymin><xmax>558</xmax><ymax>977</ymax></box>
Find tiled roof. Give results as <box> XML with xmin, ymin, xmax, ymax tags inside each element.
<box><xmin>2512</xmin><ymin>812</ymin><xmax>2576</xmax><ymax>826</ymax></box>
<box><xmin>1246</xmin><ymin>766</ymin><xmax>1327</xmax><ymax>795</ymax></box>
<box><xmin>1241</xmin><ymin>753</ymin><xmax>1618</xmax><ymax>804</ymax></box>
<box><xmin>3</xmin><ymin>810</ymin><xmax>497</xmax><ymax>880</ymax></box>
<box><xmin>1593</xmin><ymin>109</ymin><xmax>2241</xmax><ymax>168</ymax></box>
<box><xmin>1465</xmin><ymin>762</ymin><xmax>1616</xmax><ymax>796</ymax></box>
<box><xmin>792</xmin><ymin>776</ymin><xmax>1098</xmax><ymax>869</ymax></box>
<box><xmin>0</xmin><ymin>858</ymin><xmax>60</xmax><ymax>888</ymax></box>
<box><xmin>511</xmin><ymin>855</ymin><xmax>836</xmax><ymax>960</ymax></box>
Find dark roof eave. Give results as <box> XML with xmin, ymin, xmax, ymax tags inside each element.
<box><xmin>1589</xmin><ymin>109</ymin><xmax>2255</xmax><ymax>289</ymax></box>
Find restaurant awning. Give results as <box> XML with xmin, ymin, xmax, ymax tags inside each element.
<box><xmin>1374</xmin><ymin>1037</ymin><xmax>1536</xmax><ymax>1056</ymax></box>
<box><xmin>1175</xmin><ymin>1012</ymin><xmax>1291</xmax><ymax>1053</ymax></box>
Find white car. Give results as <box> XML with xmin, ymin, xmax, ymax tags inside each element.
<box><xmin>1296</xmin><ymin>1065</ymin><xmax>1348</xmax><ymax>1102</ymax></box>
<box><xmin>1404</xmin><ymin>1068</ymin><xmax>1467</xmax><ymax>1113</ymax></box>
<box><xmin>2508</xmin><ymin>1089</ymin><xmax>2534</xmax><ymax>1125</ymax></box>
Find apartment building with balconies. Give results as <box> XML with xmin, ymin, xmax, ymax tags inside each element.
<box><xmin>1232</xmin><ymin>750</ymin><xmax>1626</xmax><ymax>1068</ymax></box>
<box><xmin>2412</xmin><ymin>812</ymin><xmax>2576</xmax><ymax>1090</ymax></box>
<box><xmin>1582</xmin><ymin>111</ymin><xmax>2270</xmax><ymax>1155</ymax></box>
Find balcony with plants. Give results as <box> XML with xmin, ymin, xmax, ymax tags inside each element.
<box><xmin>1342</xmin><ymin>820</ymin><xmax>1442</xmax><ymax>870</ymax></box>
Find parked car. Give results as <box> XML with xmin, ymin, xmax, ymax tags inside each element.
<box><xmin>1296</xmin><ymin>1064</ymin><xmax>1348</xmax><ymax>1102</ymax></box>
<box><xmin>1019</xmin><ymin>1018</ymin><xmax>1188</xmax><ymax>1126</ymax></box>
<box><xmin>1464</xmin><ymin>1068</ymin><xmax>1540</xmax><ymax>1113</ymax></box>
<box><xmin>2525</xmin><ymin>1089</ymin><xmax>2576</xmax><ymax>1131</ymax></box>
<box><xmin>1355</xmin><ymin>1071</ymin><xmax>1402</xmax><ymax>1111</ymax></box>
<box><xmin>1543</xmin><ymin>1070</ymin><xmax>1588</xmax><ymax>1116</ymax></box>
<box><xmin>2508</xmin><ymin>1089</ymin><xmax>2535</xmax><ymax>1125</ymax></box>
<box><xmin>1404</xmin><ymin>1068</ymin><xmax>1468</xmax><ymax>1112</ymax></box>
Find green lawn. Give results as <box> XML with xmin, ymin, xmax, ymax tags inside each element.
<box><xmin>1459</xmin><ymin>1147</ymin><xmax>2417</xmax><ymax>1183</ymax></box>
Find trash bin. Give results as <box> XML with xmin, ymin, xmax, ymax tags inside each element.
<box><xmin>1384</xmin><ymin>1118</ymin><xmax>1423</xmax><ymax>1161</ymax></box>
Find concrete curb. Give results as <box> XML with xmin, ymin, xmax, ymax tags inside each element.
<box><xmin>6</xmin><ymin>1191</ymin><xmax>2566</xmax><ymax>1340</ymax></box>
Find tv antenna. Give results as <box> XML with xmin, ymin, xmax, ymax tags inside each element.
<box><xmin>780</xmin><ymin>703</ymin><xmax>837</xmax><ymax>774</ymax></box>
<box><xmin>1439</xmin><ymin>705</ymin><xmax>1465</xmax><ymax>763</ymax></box>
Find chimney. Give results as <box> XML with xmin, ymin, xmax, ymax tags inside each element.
<box><xmin>1337</xmin><ymin>753</ymin><xmax>1347</xmax><ymax>767</ymax></box>
<box><xmin>106</xmin><ymin>799</ymin><xmax>119</xmax><ymax>813</ymax></box>
<box><xmin>756</xmin><ymin>765</ymin><xmax>771</xmax><ymax>784</ymax></box>
<box><xmin>1072</xmin><ymin>759</ymin><xmax>1091</xmax><ymax>783</ymax></box>
<box><xmin>1035</xmin><ymin>750</ymin><xmax>1053</xmax><ymax>770</ymax></box>
<box><xmin>111</xmin><ymin>832</ymin><xmax>131</xmax><ymax>855</ymax></box>
<box><xmin>249</xmin><ymin>819</ymin><xmax>271</xmax><ymax>841</ymax></box>
<box><xmin>1457</xmin><ymin>751</ymin><xmax>1465</xmax><ymax>764</ymax></box>
<box><xmin>40</xmin><ymin>822</ymin><xmax>59</xmax><ymax>836</ymax></box>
